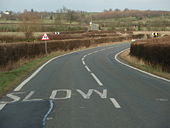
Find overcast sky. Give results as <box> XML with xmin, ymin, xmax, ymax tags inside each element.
<box><xmin>0</xmin><ymin>0</ymin><xmax>170</xmax><ymax>12</ymax></box>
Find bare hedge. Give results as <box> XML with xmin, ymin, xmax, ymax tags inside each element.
<box><xmin>130</xmin><ymin>36</ymin><xmax>170</xmax><ymax>72</ymax></box>
<box><xmin>0</xmin><ymin>36</ymin><xmax>127</xmax><ymax>66</ymax></box>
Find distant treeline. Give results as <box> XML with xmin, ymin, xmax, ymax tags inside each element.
<box><xmin>93</xmin><ymin>10</ymin><xmax>170</xmax><ymax>20</ymax></box>
<box><xmin>1</xmin><ymin>9</ymin><xmax>170</xmax><ymax>33</ymax></box>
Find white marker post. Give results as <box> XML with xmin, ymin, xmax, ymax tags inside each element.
<box><xmin>41</xmin><ymin>33</ymin><xmax>50</xmax><ymax>55</ymax></box>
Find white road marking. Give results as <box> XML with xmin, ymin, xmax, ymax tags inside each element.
<box><xmin>82</xmin><ymin>60</ymin><xmax>85</xmax><ymax>65</ymax></box>
<box><xmin>76</xmin><ymin>89</ymin><xmax>93</xmax><ymax>99</ymax></box>
<box><xmin>23</xmin><ymin>91</ymin><xmax>42</xmax><ymax>102</ymax></box>
<box><xmin>50</xmin><ymin>89</ymin><xmax>71</xmax><ymax>99</ymax></box>
<box><xmin>115</xmin><ymin>48</ymin><xmax>170</xmax><ymax>83</ymax></box>
<box><xmin>0</xmin><ymin>92</ymin><xmax>24</xmax><ymax>104</ymax></box>
<box><xmin>76</xmin><ymin>89</ymin><xmax>107</xmax><ymax>99</ymax></box>
<box><xmin>0</xmin><ymin>104</ymin><xmax>6</xmax><ymax>111</ymax></box>
<box><xmin>85</xmin><ymin>66</ymin><xmax>91</xmax><ymax>72</ymax></box>
<box><xmin>91</xmin><ymin>73</ymin><xmax>103</xmax><ymax>86</ymax></box>
<box><xmin>87</xmin><ymin>53</ymin><xmax>92</xmax><ymax>56</ymax></box>
<box><xmin>0</xmin><ymin>89</ymin><xmax>122</xmax><ymax>110</ymax></box>
<box><xmin>156</xmin><ymin>98</ymin><xmax>168</xmax><ymax>102</ymax></box>
<box><xmin>110</xmin><ymin>98</ymin><xmax>121</xmax><ymax>108</ymax></box>
<box><xmin>81</xmin><ymin>46</ymin><xmax>116</xmax><ymax>87</ymax></box>
<box><xmin>23</xmin><ymin>91</ymin><xmax>34</xmax><ymax>101</ymax></box>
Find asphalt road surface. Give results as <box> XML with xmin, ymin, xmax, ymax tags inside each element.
<box><xmin>0</xmin><ymin>42</ymin><xmax>170</xmax><ymax>128</ymax></box>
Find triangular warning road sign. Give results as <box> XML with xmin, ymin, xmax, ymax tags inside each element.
<box><xmin>41</xmin><ymin>33</ymin><xmax>50</xmax><ymax>40</ymax></box>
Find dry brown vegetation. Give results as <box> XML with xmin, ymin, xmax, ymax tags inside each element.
<box><xmin>0</xmin><ymin>37</ymin><xmax>124</xmax><ymax>68</ymax></box>
<box><xmin>130</xmin><ymin>36</ymin><xmax>170</xmax><ymax>72</ymax></box>
<box><xmin>120</xmin><ymin>49</ymin><xmax>170</xmax><ymax>79</ymax></box>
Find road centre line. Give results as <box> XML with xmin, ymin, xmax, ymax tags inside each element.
<box><xmin>85</xmin><ymin>66</ymin><xmax>91</xmax><ymax>72</ymax></box>
<box><xmin>82</xmin><ymin>46</ymin><xmax>116</xmax><ymax>86</ymax></box>
<box><xmin>91</xmin><ymin>73</ymin><xmax>103</xmax><ymax>86</ymax></box>
<box><xmin>82</xmin><ymin>60</ymin><xmax>85</xmax><ymax>65</ymax></box>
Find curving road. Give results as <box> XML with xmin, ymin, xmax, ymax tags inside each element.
<box><xmin>0</xmin><ymin>42</ymin><xmax>170</xmax><ymax>128</ymax></box>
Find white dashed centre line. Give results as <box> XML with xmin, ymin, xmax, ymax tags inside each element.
<box><xmin>82</xmin><ymin>47</ymin><xmax>115</xmax><ymax>86</ymax></box>
<box><xmin>91</xmin><ymin>73</ymin><xmax>103</xmax><ymax>86</ymax></box>
<box><xmin>85</xmin><ymin>66</ymin><xmax>91</xmax><ymax>72</ymax></box>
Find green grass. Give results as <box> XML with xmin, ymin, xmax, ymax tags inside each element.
<box><xmin>0</xmin><ymin>51</ymin><xmax>65</xmax><ymax>97</ymax></box>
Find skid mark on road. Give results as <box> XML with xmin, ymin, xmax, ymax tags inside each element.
<box><xmin>42</xmin><ymin>100</ymin><xmax>54</xmax><ymax>127</ymax></box>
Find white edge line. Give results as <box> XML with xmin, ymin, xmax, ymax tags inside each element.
<box><xmin>14</xmin><ymin>55</ymin><xmax>63</xmax><ymax>91</ymax></box>
<box><xmin>91</xmin><ymin>73</ymin><xmax>103</xmax><ymax>86</ymax></box>
<box><xmin>0</xmin><ymin>104</ymin><xmax>6</xmax><ymax>111</ymax></box>
<box><xmin>42</xmin><ymin>100</ymin><xmax>54</xmax><ymax>126</ymax></box>
<box><xmin>115</xmin><ymin>48</ymin><xmax>170</xmax><ymax>83</ymax></box>
<box><xmin>110</xmin><ymin>98</ymin><xmax>121</xmax><ymax>108</ymax></box>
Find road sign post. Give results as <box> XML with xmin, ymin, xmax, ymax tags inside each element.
<box><xmin>45</xmin><ymin>40</ymin><xmax>47</xmax><ymax>54</ymax></box>
<box><xmin>41</xmin><ymin>33</ymin><xmax>50</xmax><ymax>55</ymax></box>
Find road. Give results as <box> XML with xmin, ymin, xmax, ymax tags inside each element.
<box><xmin>0</xmin><ymin>42</ymin><xmax>170</xmax><ymax>128</ymax></box>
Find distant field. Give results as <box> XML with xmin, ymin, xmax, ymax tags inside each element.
<box><xmin>1</xmin><ymin>11</ymin><xmax>170</xmax><ymax>32</ymax></box>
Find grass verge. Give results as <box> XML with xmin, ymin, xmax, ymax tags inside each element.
<box><xmin>0</xmin><ymin>51</ymin><xmax>68</xmax><ymax>97</ymax></box>
<box><xmin>119</xmin><ymin>49</ymin><xmax>170</xmax><ymax>80</ymax></box>
<box><xmin>0</xmin><ymin>41</ymin><xmax>128</xmax><ymax>97</ymax></box>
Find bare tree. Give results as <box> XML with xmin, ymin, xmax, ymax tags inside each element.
<box><xmin>66</xmin><ymin>10</ymin><xmax>79</xmax><ymax>25</ymax></box>
<box><xmin>19</xmin><ymin>11</ymin><xmax>39</xmax><ymax>39</ymax></box>
<box><xmin>55</xmin><ymin>10</ymin><xmax>63</xmax><ymax>25</ymax></box>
